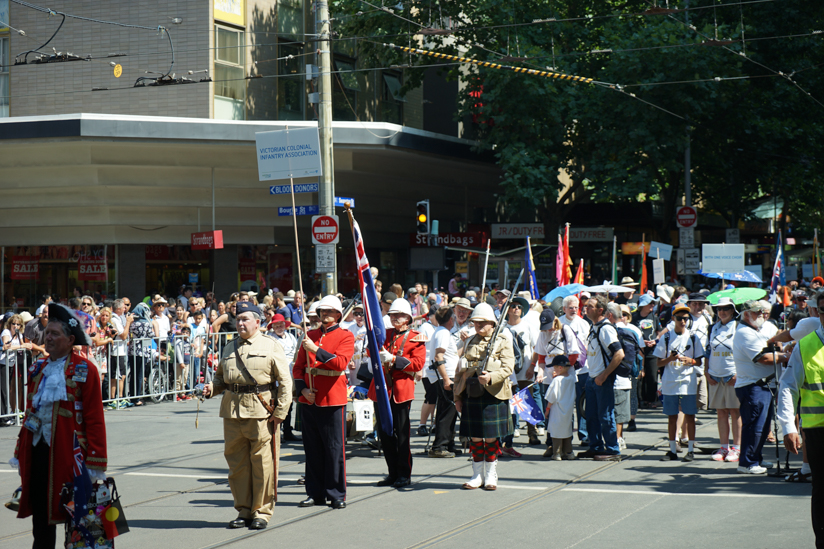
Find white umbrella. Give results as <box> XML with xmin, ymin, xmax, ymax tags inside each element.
<box><xmin>585</xmin><ymin>284</ymin><xmax>636</xmax><ymax>294</ymax></box>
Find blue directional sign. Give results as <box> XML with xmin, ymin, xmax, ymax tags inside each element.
<box><xmin>270</xmin><ymin>183</ymin><xmax>319</xmax><ymax>195</ymax></box>
<box><xmin>278</xmin><ymin>205</ymin><xmax>320</xmax><ymax>216</ymax></box>
<box><xmin>334</xmin><ymin>196</ymin><xmax>355</xmax><ymax>208</ymax></box>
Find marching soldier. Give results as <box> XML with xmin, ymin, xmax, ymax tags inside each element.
<box><xmin>370</xmin><ymin>298</ymin><xmax>427</xmax><ymax>488</ymax></box>
<box><xmin>293</xmin><ymin>295</ymin><xmax>354</xmax><ymax>509</ymax></box>
<box><xmin>202</xmin><ymin>302</ymin><xmax>292</xmax><ymax>530</ymax></box>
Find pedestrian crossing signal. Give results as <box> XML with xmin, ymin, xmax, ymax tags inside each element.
<box><xmin>416</xmin><ymin>200</ymin><xmax>430</xmax><ymax>235</ymax></box>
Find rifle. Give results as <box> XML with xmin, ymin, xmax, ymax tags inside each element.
<box><xmin>479</xmin><ymin>268</ymin><xmax>525</xmax><ymax>374</ymax></box>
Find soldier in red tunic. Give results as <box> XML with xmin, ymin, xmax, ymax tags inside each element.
<box><xmin>293</xmin><ymin>295</ymin><xmax>355</xmax><ymax>509</ymax></box>
<box><xmin>12</xmin><ymin>304</ymin><xmax>107</xmax><ymax>548</ymax></box>
<box><xmin>368</xmin><ymin>298</ymin><xmax>426</xmax><ymax>488</ymax></box>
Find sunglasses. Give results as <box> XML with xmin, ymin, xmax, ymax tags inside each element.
<box><xmin>674</xmin><ymin>316</ymin><xmax>690</xmax><ymax>322</ymax></box>
<box><xmin>353</xmin><ymin>312</ymin><xmax>364</xmax><ymax>317</ymax></box>
<box><xmin>717</xmin><ymin>307</ymin><xmax>734</xmax><ymax>312</ymax></box>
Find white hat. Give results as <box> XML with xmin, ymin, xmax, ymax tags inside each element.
<box><xmin>620</xmin><ymin>276</ymin><xmax>639</xmax><ymax>287</ymax></box>
<box><xmin>657</xmin><ymin>284</ymin><xmax>674</xmax><ymax>302</ymax></box>
<box><xmin>19</xmin><ymin>311</ymin><xmax>33</xmax><ymax>324</ymax></box>
<box><xmin>714</xmin><ymin>297</ymin><xmax>738</xmax><ymax>313</ymax></box>
<box><xmin>316</xmin><ymin>295</ymin><xmax>343</xmax><ymax>314</ymax></box>
<box><xmin>469</xmin><ymin>303</ymin><xmax>497</xmax><ymax>324</ymax></box>
<box><xmin>307</xmin><ymin>302</ymin><xmax>319</xmax><ymax>317</ymax></box>
<box><xmin>287</xmin><ymin>290</ymin><xmax>296</xmax><ymax>297</ymax></box>
<box><xmin>388</xmin><ymin>298</ymin><xmax>413</xmax><ymax>318</ymax></box>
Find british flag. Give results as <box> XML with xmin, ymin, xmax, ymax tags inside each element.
<box><xmin>351</xmin><ymin>215</ymin><xmax>394</xmax><ymax>435</ymax></box>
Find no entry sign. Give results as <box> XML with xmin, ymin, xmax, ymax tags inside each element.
<box><xmin>676</xmin><ymin>206</ymin><xmax>697</xmax><ymax>228</ymax></box>
<box><xmin>312</xmin><ymin>215</ymin><xmax>339</xmax><ymax>245</ymax></box>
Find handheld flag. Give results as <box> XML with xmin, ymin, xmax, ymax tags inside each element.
<box><xmin>524</xmin><ymin>236</ymin><xmax>540</xmax><ymax>300</ymax></box>
<box><xmin>348</xmin><ymin>212</ymin><xmax>394</xmax><ymax>435</ymax></box>
<box><xmin>769</xmin><ymin>230</ymin><xmax>786</xmax><ymax>304</ymax></box>
<box><xmin>563</xmin><ymin>224</ymin><xmax>572</xmax><ymax>285</ymax></box>
<box><xmin>101</xmin><ymin>498</ymin><xmax>130</xmax><ymax>538</ymax></box>
<box><xmin>70</xmin><ymin>433</ymin><xmax>95</xmax><ymax>545</ymax></box>
<box><xmin>509</xmin><ymin>387</ymin><xmax>545</xmax><ymax>425</ymax></box>
<box><xmin>574</xmin><ymin>259</ymin><xmax>584</xmax><ymax>285</ymax></box>
<box><xmin>556</xmin><ymin>234</ymin><xmax>563</xmax><ymax>286</ymax></box>
<box><xmin>639</xmin><ymin>237</ymin><xmax>648</xmax><ymax>295</ymax></box>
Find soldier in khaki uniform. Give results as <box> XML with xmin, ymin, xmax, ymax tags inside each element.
<box><xmin>203</xmin><ymin>301</ymin><xmax>292</xmax><ymax>530</ymax></box>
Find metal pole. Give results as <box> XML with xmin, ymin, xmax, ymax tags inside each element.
<box><xmin>317</xmin><ymin>0</ymin><xmax>336</xmax><ymax>295</ymax></box>
<box><xmin>480</xmin><ymin>239</ymin><xmax>491</xmax><ymax>301</ymax></box>
<box><xmin>612</xmin><ymin>236</ymin><xmax>617</xmax><ymax>284</ymax></box>
<box><xmin>1</xmin><ymin>246</ymin><xmax>4</xmax><ymax>313</ymax></box>
<box><xmin>211</xmin><ymin>167</ymin><xmax>216</xmax><ymax>231</ymax></box>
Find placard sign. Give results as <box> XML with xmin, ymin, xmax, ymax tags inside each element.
<box><xmin>652</xmin><ymin>258</ymin><xmax>666</xmax><ymax>284</ymax></box>
<box><xmin>702</xmin><ymin>244</ymin><xmax>745</xmax><ymax>273</ymax></box>
<box><xmin>649</xmin><ymin>241</ymin><xmax>673</xmax><ymax>261</ymax></box>
<box><xmin>256</xmin><ymin>127</ymin><xmax>322</xmax><ymax>181</ymax></box>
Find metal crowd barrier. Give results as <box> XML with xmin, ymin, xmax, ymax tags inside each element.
<box><xmin>0</xmin><ymin>326</ymin><xmax>304</xmax><ymax>424</ymax></box>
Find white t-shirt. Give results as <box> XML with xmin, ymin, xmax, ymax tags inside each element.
<box><xmin>271</xmin><ymin>331</ymin><xmax>299</xmax><ymax>362</ymax></box>
<box><xmin>427</xmin><ymin>326</ymin><xmax>459</xmax><ymax>381</ymax></box>
<box><xmin>535</xmin><ymin>325</ymin><xmax>576</xmax><ymax>381</ymax></box>
<box><xmin>760</xmin><ymin>321</ymin><xmax>779</xmax><ymax>340</ymax></box>
<box><xmin>560</xmin><ymin>314</ymin><xmax>591</xmax><ymax>375</ymax></box>
<box><xmin>586</xmin><ymin>321</ymin><xmax>620</xmax><ymax>378</ymax></box>
<box><xmin>0</xmin><ymin>330</ymin><xmax>22</xmax><ymax>365</ymax></box>
<box><xmin>653</xmin><ymin>330</ymin><xmax>704</xmax><ymax>395</ymax></box>
<box><xmin>154</xmin><ymin>315</ymin><xmax>170</xmax><ymax>339</ymax></box>
<box><xmin>506</xmin><ymin>320</ymin><xmax>535</xmax><ymax>383</ymax></box>
<box><xmin>382</xmin><ymin>314</ymin><xmax>392</xmax><ymax>330</ymax></box>
<box><xmin>733</xmin><ymin>322</ymin><xmax>774</xmax><ymax>388</ymax></box>
<box><xmin>450</xmin><ymin>318</ymin><xmax>476</xmax><ymax>346</ymax></box>
<box><xmin>790</xmin><ymin>316</ymin><xmax>821</xmax><ymax>341</ymax></box>
<box><xmin>545</xmin><ymin>371</ymin><xmax>576</xmax><ymax>439</ymax></box>
<box><xmin>418</xmin><ymin>321</ymin><xmax>436</xmax><ymax>370</ymax></box>
<box><xmin>707</xmin><ymin>321</ymin><xmax>736</xmax><ymax>377</ymax></box>
<box><xmin>523</xmin><ymin>309</ymin><xmax>541</xmax><ymax>342</ymax></box>
<box><xmin>666</xmin><ymin>312</ymin><xmax>712</xmax><ymax>349</ymax></box>
<box><xmin>110</xmin><ymin>315</ymin><xmax>127</xmax><ymax>357</ymax></box>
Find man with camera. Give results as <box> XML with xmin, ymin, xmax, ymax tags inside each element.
<box><xmin>733</xmin><ymin>300</ymin><xmax>789</xmax><ymax>474</ymax></box>
<box><xmin>778</xmin><ymin>290</ymin><xmax>824</xmax><ymax>546</ymax></box>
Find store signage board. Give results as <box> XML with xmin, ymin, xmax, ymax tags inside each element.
<box><xmin>191</xmin><ymin>230</ymin><xmax>224</xmax><ymax>250</ymax></box>
<box><xmin>256</xmin><ymin>127</ymin><xmax>322</xmax><ymax>181</ymax></box>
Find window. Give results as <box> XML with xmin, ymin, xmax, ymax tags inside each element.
<box><xmin>278</xmin><ymin>42</ymin><xmax>304</xmax><ymax>120</ymax></box>
<box><xmin>379</xmin><ymin>72</ymin><xmax>404</xmax><ymax>124</ymax></box>
<box><xmin>332</xmin><ymin>59</ymin><xmax>358</xmax><ymax>121</ymax></box>
<box><xmin>214</xmin><ymin>26</ymin><xmax>245</xmax><ymax>120</ymax></box>
<box><xmin>0</xmin><ymin>37</ymin><xmax>8</xmax><ymax>117</ymax></box>
<box><xmin>278</xmin><ymin>0</ymin><xmax>303</xmax><ymax>37</ymax></box>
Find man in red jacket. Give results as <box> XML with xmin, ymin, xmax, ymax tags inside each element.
<box><xmin>12</xmin><ymin>304</ymin><xmax>107</xmax><ymax>548</ymax></box>
<box><xmin>293</xmin><ymin>295</ymin><xmax>355</xmax><ymax>509</ymax></box>
<box><xmin>369</xmin><ymin>298</ymin><xmax>426</xmax><ymax>488</ymax></box>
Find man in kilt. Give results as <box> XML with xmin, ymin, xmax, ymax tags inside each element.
<box><xmin>453</xmin><ymin>303</ymin><xmax>515</xmax><ymax>491</ymax></box>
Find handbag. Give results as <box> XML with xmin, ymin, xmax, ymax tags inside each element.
<box><xmin>356</xmin><ymin>361</ymin><xmax>373</xmax><ymax>383</ymax></box>
<box><xmin>62</xmin><ymin>477</ymin><xmax>128</xmax><ymax>548</ymax></box>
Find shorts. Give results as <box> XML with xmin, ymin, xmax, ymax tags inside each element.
<box><xmin>614</xmin><ymin>388</ymin><xmax>631</xmax><ymax>424</ymax></box>
<box><xmin>422</xmin><ymin>378</ymin><xmax>437</xmax><ymax>405</ymax></box>
<box><xmin>111</xmin><ymin>355</ymin><xmax>127</xmax><ymax>379</ymax></box>
<box><xmin>708</xmin><ymin>376</ymin><xmax>740</xmax><ymax>410</ymax></box>
<box><xmin>662</xmin><ymin>394</ymin><xmax>698</xmax><ymax>416</ymax></box>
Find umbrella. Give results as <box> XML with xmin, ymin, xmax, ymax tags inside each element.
<box><xmin>585</xmin><ymin>284</ymin><xmax>636</xmax><ymax>294</ymax></box>
<box><xmin>707</xmin><ymin>287</ymin><xmax>767</xmax><ymax>305</ymax></box>
<box><xmin>543</xmin><ymin>283</ymin><xmax>587</xmax><ymax>302</ymax></box>
<box><xmin>698</xmin><ymin>270</ymin><xmax>763</xmax><ymax>284</ymax></box>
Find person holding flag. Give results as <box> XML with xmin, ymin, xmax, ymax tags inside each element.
<box><xmin>11</xmin><ymin>304</ymin><xmax>108</xmax><ymax>548</ymax></box>
<box><xmin>525</xmin><ymin>236</ymin><xmax>540</xmax><ymax>299</ymax></box>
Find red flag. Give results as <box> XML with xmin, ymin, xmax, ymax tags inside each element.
<box><xmin>101</xmin><ymin>499</ymin><xmax>129</xmax><ymax>538</ymax></box>
<box><xmin>640</xmin><ymin>244</ymin><xmax>648</xmax><ymax>295</ymax></box>
<box><xmin>562</xmin><ymin>225</ymin><xmax>572</xmax><ymax>285</ymax></box>
<box><xmin>574</xmin><ymin>259</ymin><xmax>584</xmax><ymax>285</ymax></box>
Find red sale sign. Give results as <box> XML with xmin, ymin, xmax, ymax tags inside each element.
<box><xmin>11</xmin><ymin>256</ymin><xmax>39</xmax><ymax>280</ymax></box>
<box><xmin>239</xmin><ymin>258</ymin><xmax>256</xmax><ymax>282</ymax></box>
<box><xmin>79</xmin><ymin>256</ymin><xmax>108</xmax><ymax>281</ymax></box>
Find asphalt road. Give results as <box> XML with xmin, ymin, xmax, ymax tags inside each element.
<box><xmin>0</xmin><ymin>388</ymin><xmax>815</xmax><ymax>548</ymax></box>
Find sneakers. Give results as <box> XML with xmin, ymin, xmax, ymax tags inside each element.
<box><xmin>513</xmin><ymin>429</ymin><xmax>521</xmax><ymax>439</ymax></box>
<box><xmin>176</xmin><ymin>396</ymin><xmax>185</xmax><ymax>402</ymax></box>
<box><xmin>682</xmin><ymin>451</ymin><xmax>695</xmax><ymax>462</ymax></box>
<box><xmin>562</xmin><ymin>452</ymin><xmax>576</xmax><ymax>460</ymax></box>
<box><xmin>416</xmin><ymin>425</ymin><xmax>429</xmax><ymax>436</ymax></box>
<box><xmin>660</xmin><ymin>451</ymin><xmax>679</xmax><ymax>461</ymax></box>
<box><xmin>617</xmin><ymin>437</ymin><xmax>627</xmax><ymax>450</ymax></box>
<box><xmin>712</xmin><ymin>448</ymin><xmax>729</xmax><ymax>462</ymax></box>
<box><xmin>537</xmin><ymin>427</ymin><xmax>547</xmax><ymax>437</ymax></box>
<box><xmin>428</xmin><ymin>449</ymin><xmax>455</xmax><ymax>458</ymax></box>
<box><xmin>760</xmin><ymin>461</ymin><xmax>774</xmax><ymax>469</ymax></box>
<box><xmin>501</xmin><ymin>447</ymin><xmax>522</xmax><ymax>458</ymax></box>
<box><xmin>738</xmin><ymin>464</ymin><xmax>767</xmax><ymax>474</ymax></box>
<box><xmin>550</xmin><ymin>453</ymin><xmax>562</xmax><ymax>461</ymax></box>
<box><xmin>725</xmin><ymin>448</ymin><xmax>740</xmax><ymax>462</ymax></box>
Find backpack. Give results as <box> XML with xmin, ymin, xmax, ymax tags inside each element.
<box><xmin>559</xmin><ymin>324</ymin><xmax>587</xmax><ymax>370</ymax></box>
<box><xmin>594</xmin><ymin>321</ymin><xmax>643</xmax><ymax>378</ymax></box>
<box><xmin>507</xmin><ymin>326</ymin><xmax>527</xmax><ymax>373</ymax></box>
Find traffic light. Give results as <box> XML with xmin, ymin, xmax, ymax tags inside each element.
<box><xmin>416</xmin><ymin>200</ymin><xmax>430</xmax><ymax>235</ymax></box>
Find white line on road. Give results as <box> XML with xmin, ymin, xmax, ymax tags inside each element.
<box><xmin>562</xmin><ymin>487</ymin><xmax>806</xmax><ymax>498</ymax></box>
<box><xmin>125</xmin><ymin>473</ymin><xmax>226</xmax><ymax>479</ymax></box>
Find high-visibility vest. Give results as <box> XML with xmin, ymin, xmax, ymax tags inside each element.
<box><xmin>799</xmin><ymin>331</ymin><xmax>824</xmax><ymax>429</ymax></box>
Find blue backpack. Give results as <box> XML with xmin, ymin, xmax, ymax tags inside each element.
<box><xmin>594</xmin><ymin>322</ymin><xmax>643</xmax><ymax>378</ymax></box>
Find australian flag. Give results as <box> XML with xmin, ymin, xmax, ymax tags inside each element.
<box><xmin>71</xmin><ymin>433</ymin><xmax>95</xmax><ymax>543</ymax></box>
<box><xmin>510</xmin><ymin>387</ymin><xmax>545</xmax><ymax>425</ymax></box>
<box><xmin>351</xmin><ymin>215</ymin><xmax>394</xmax><ymax>435</ymax></box>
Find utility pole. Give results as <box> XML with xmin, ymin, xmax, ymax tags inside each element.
<box><xmin>316</xmin><ymin>0</ymin><xmax>337</xmax><ymax>295</ymax></box>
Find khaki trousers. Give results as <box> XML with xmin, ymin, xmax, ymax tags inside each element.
<box><xmin>223</xmin><ymin>417</ymin><xmax>276</xmax><ymax>521</ymax></box>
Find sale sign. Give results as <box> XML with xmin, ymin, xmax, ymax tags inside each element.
<box><xmin>12</xmin><ymin>256</ymin><xmax>39</xmax><ymax>280</ymax></box>
<box><xmin>239</xmin><ymin>258</ymin><xmax>256</xmax><ymax>282</ymax></box>
<box><xmin>79</xmin><ymin>256</ymin><xmax>108</xmax><ymax>281</ymax></box>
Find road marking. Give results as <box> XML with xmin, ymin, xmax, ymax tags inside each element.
<box><xmin>434</xmin><ymin>490</ymin><xmax>448</xmax><ymax>494</ymax></box>
<box><xmin>562</xmin><ymin>488</ymin><xmax>805</xmax><ymax>498</ymax></box>
<box><xmin>126</xmin><ymin>473</ymin><xmax>226</xmax><ymax>479</ymax></box>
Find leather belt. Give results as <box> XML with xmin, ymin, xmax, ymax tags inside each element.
<box><xmin>308</xmin><ymin>367</ymin><xmax>346</xmax><ymax>377</ymax></box>
<box><xmin>229</xmin><ymin>382</ymin><xmax>275</xmax><ymax>394</ymax></box>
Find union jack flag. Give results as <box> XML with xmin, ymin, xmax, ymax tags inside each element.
<box><xmin>72</xmin><ymin>434</ymin><xmax>84</xmax><ymax>478</ymax></box>
<box><xmin>509</xmin><ymin>387</ymin><xmax>544</xmax><ymax>425</ymax></box>
<box><xmin>351</xmin><ymin>215</ymin><xmax>394</xmax><ymax>435</ymax></box>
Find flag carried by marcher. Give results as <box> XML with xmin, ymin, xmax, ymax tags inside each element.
<box><xmin>563</xmin><ymin>224</ymin><xmax>572</xmax><ymax>285</ymax></box>
<box><xmin>525</xmin><ymin>236</ymin><xmax>540</xmax><ymax>300</ymax></box>
<box><xmin>509</xmin><ymin>386</ymin><xmax>545</xmax><ymax>425</ymax></box>
<box><xmin>349</xmin><ymin>214</ymin><xmax>394</xmax><ymax>435</ymax></box>
<box><xmin>769</xmin><ymin>230</ymin><xmax>786</xmax><ymax>304</ymax></box>
<box><xmin>556</xmin><ymin>233</ymin><xmax>564</xmax><ymax>286</ymax></box>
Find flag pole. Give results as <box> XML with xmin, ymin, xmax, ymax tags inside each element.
<box><xmin>287</xmin><ymin>150</ymin><xmax>312</xmax><ymax>391</ymax></box>
<box><xmin>612</xmin><ymin>235</ymin><xmax>617</xmax><ymax>284</ymax></box>
<box><xmin>480</xmin><ymin>238</ymin><xmax>491</xmax><ymax>301</ymax></box>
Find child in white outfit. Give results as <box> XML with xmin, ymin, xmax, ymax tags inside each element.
<box><xmin>545</xmin><ymin>355</ymin><xmax>576</xmax><ymax>460</ymax></box>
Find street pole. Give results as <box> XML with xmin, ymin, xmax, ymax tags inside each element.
<box><xmin>684</xmin><ymin>120</ymin><xmax>693</xmax><ymax>288</ymax></box>
<box><xmin>317</xmin><ymin>0</ymin><xmax>337</xmax><ymax>295</ymax></box>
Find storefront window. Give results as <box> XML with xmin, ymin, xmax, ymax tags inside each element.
<box><xmin>0</xmin><ymin>36</ymin><xmax>9</xmax><ymax>117</ymax></box>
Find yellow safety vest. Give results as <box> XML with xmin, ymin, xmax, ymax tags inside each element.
<box><xmin>799</xmin><ymin>331</ymin><xmax>824</xmax><ymax>429</ymax></box>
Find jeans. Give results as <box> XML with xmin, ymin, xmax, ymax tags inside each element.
<box><xmin>585</xmin><ymin>374</ymin><xmax>619</xmax><ymax>455</ymax></box>
<box><xmin>533</xmin><ymin>382</ymin><xmax>546</xmax><ymax>430</ymax></box>
<box><xmin>735</xmin><ymin>383</ymin><xmax>774</xmax><ymax>468</ymax></box>
<box><xmin>576</xmin><ymin>373</ymin><xmax>588</xmax><ymax>441</ymax></box>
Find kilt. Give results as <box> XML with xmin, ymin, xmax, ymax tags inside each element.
<box><xmin>459</xmin><ymin>390</ymin><xmax>513</xmax><ymax>439</ymax></box>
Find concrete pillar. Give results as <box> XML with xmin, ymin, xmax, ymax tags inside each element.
<box><xmin>117</xmin><ymin>245</ymin><xmax>146</xmax><ymax>301</ymax></box>
<box><xmin>210</xmin><ymin>245</ymin><xmax>238</xmax><ymax>301</ymax></box>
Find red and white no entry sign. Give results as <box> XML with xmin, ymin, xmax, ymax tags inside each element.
<box><xmin>676</xmin><ymin>206</ymin><xmax>697</xmax><ymax>228</ymax></box>
<box><xmin>311</xmin><ymin>215</ymin><xmax>340</xmax><ymax>245</ymax></box>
